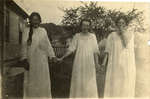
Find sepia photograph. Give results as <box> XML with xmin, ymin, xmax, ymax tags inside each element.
<box><xmin>0</xmin><ymin>0</ymin><xmax>150</xmax><ymax>99</ymax></box>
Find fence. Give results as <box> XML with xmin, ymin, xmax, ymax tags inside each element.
<box><xmin>50</xmin><ymin>43</ymin><xmax>73</xmax><ymax>97</ymax></box>
<box><xmin>51</xmin><ymin>41</ymin><xmax>69</xmax><ymax>58</ymax></box>
<box><xmin>53</xmin><ymin>45</ymin><xmax>68</xmax><ymax>58</ymax></box>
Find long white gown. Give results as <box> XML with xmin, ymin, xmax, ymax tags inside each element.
<box><xmin>21</xmin><ymin>27</ymin><xmax>55</xmax><ymax>99</ymax></box>
<box><xmin>104</xmin><ymin>31</ymin><xmax>136</xmax><ymax>97</ymax></box>
<box><xmin>134</xmin><ymin>31</ymin><xmax>150</xmax><ymax>97</ymax></box>
<box><xmin>127</xmin><ymin>19</ymin><xmax>150</xmax><ymax>97</ymax></box>
<box><xmin>68</xmin><ymin>33</ymin><xmax>99</xmax><ymax>98</ymax></box>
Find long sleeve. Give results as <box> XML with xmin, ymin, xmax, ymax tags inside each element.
<box><xmin>41</xmin><ymin>29</ymin><xmax>55</xmax><ymax>58</ymax></box>
<box><xmin>102</xmin><ymin>33</ymin><xmax>113</xmax><ymax>66</ymax></box>
<box><xmin>67</xmin><ymin>34</ymin><xmax>78</xmax><ymax>53</ymax></box>
<box><xmin>105</xmin><ymin>33</ymin><xmax>113</xmax><ymax>53</ymax></box>
<box><xmin>92</xmin><ymin>34</ymin><xmax>100</xmax><ymax>54</ymax></box>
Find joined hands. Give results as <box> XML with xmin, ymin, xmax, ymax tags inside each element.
<box><xmin>49</xmin><ymin>57</ymin><xmax>64</xmax><ymax>63</ymax></box>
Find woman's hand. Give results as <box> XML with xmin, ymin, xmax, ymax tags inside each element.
<box><xmin>95</xmin><ymin>63</ymin><xmax>100</xmax><ymax>70</ymax></box>
<box><xmin>49</xmin><ymin>57</ymin><xmax>58</xmax><ymax>63</ymax></box>
<box><xmin>96</xmin><ymin>63</ymin><xmax>105</xmax><ymax>74</ymax></box>
<box><xmin>96</xmin><ymin>63</ymin><xmax>101</xmax><ymax>68</ymax></box>
<box><xmin>57</xmin><ymin>57</ymin><xmax>64</xmax><ymax>63</ymax></box>
<box><xmin>52</xmin><ymin>57</ymin><xmax>58</xmax><ymax>63</ymax></box>
<box><xmin>100</xmin><ymin>64</ymin><xmax>105</xmax><ymax>73</ymax></box>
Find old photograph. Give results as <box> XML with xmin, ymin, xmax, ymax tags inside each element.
<box><xmin>0</xmin><ymin>0</ymin><xmax>150</xmax><ymax>99</ymax></box>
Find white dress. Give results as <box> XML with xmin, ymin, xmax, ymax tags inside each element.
<box><xmin>21</xmin><ymin>27</ymin><xmax>55</xmax><ymax>99</ymax></box>
<box><xmin>68</xmin><ymin>33</ymin><xmax>99</xmax><ymax>98</ymax></box>
<box><xmin>104</xmin><ymin>31</ymin><xmax>136</xmax><ymax>97</ymax></box>
<box><xmin>128</xmin><ymin>19</ymin><xmax>150</xmax><ymax>97</ymax></box>
<box><xmin>134</xmin><ymin>32</ymin><xmax>150</xmax><ymax>97</ymax></box>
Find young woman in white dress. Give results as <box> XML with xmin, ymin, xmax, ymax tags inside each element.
<box><xmin>59</xmin><ymin>19</ymin><xmax>100</xmax><ymax>98</ymax></box>
<box><xmin>102</xmin><ymin>17</ymin><xmax>136</xmax><ymax>97</ymax></box>
<box><xmin>21</xmin><ymin>12</ymin><xmax>56</xmax><ymax>99</ymax></box>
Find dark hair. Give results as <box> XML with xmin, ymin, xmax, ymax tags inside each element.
<box><xmin>29</xmin><ymin>12</ymin><xmax>41</xmax><ymax>24</ymax></box>
<box><xmin>80</xmin><ymin>19</ymin><xmax>91</xmax><ymax>27</ymax></box>
<box><xmin>79</xmin><ymin>19</ymin><xmax>91</xmax><ymax>31</ymax></box>
<box><xmin>115</xmin><ymin>16</ymin><xmax>128</xmax><ymax>27</ymax></box>
<box><xmin>27</xmin><ymin>12</ymin><xmax>41</xmax><ymax>46</ymax></box>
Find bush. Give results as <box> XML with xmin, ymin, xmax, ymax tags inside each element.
<box><xmin>61</xmin><ymin>2</ymin><xmax>144</xmax><ymax>41</ymax></box>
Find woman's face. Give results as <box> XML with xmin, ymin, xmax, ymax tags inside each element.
<box><xmin>117</xmin><ymin>19</ymin><xmax>126</xmax><ymax>30</ymax></box>
<box><xmin>30</xmin><ymin>15</ymin><xmax>40</xmax><ymax>28</ymax></box>
<box><xmin>81</xmin><ymin>21</ymin><xmax>90</xmax><ymax>33</ymax></box>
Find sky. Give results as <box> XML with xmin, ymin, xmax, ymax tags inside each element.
<box><xmin>14</xmin><ymin>0</ymin><xmax>150</xmax><ymax>25</ymax></box>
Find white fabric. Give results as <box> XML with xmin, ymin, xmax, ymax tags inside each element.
<box><xmin>68</xmin><ymin>33</ymin><xmax>99</xmax><ymax>98</ymax></box>
<box><xmin>104</xmin><ymin>31</ymin><xmax>136</xmax><ymax>97</ymax></box>
<box><xmin>134</xmin><ymin>32</ymin><xmax>150</xmax><ymax>97</ymax></box>
<box><xmin>21</xmin><ymin>27</ymin><xmax>55</xmax><ymax>99</ymax></box>
<box><xmin>126</xmin><ymin>19</ymin><xmax>150</xmax><ymax>97</ymax></box>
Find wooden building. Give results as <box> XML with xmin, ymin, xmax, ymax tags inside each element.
<box><xmin>0</xmin><ymin>0</ymin><xmax>28</xmax><ymax>98</ymax></box>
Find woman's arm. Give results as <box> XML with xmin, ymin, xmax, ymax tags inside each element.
<box><xmin>94</xmin><ymin>52</ymin><xmax>100</xmax><ymax>66</ymax></box>
<box><xmin>42</xmin><ymin>28</ymin><xmax>56</xmax><ymax>59</ymax></box>
<box><xmin>92</xmin><ymin>33</ymin><xmax>100</xmax><ymax>66</ymax></box>
<box><xmin>59</xmin><ymin>34</ymin><xmax>78</xmax><ymax>62</ymax></box>
<box><xmin>102</xmin><ymin>33</ymin><xmax>111</xmax><ymax>66</ymax></box>
<box><xmin>59</xmin><ymin>50</ymin><xmax>73</xmax><ymax>61</ymax></box>
<box><xmin>101</xmin><ymin>52</ymin><xmax>108</xmax><ymax>66</ymax></box>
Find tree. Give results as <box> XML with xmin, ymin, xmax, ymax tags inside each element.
<box><xmin>61</xmin><ymin>2</ymin><xmax>144</xmax><ymax>41</ymax></box>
